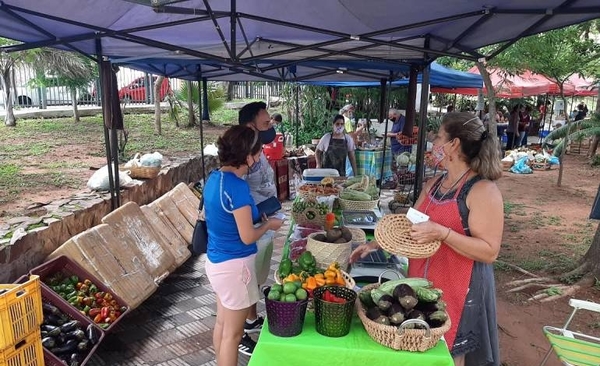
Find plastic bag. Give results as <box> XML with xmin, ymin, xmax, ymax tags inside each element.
<box><xmin>548</xmin><ymin>156</ymin><xmax>560</xmax><ymax>165</ymax></box>
<box><xmin>140</xmin><ymin>152</ymin><xmax>163</xmax><ymax>167</ymax></box>
<box><xmin>509</xmin><ymin>157</ymin><xmax>533</xmax><ymax>174</ymax></box>
<box><xmin>123</xmin><ymin>153</ymin><xmax>141</xmax><ymax>168</ymax></box>
<box><xmin>87</xmin><ymin>165</ymin><xmax>134</xmax><ymax>191</ymax></box>
<box><xmin>203</xmin><ymin>143</ymin><xmax>218</xmax><ymax>156</ymax></box>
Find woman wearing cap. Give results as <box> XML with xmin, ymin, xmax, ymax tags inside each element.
<box><xmin>315</xmin><ymin>114</ymin><xmax>358</xmax><ymax>177</ymax></box>
<box><xmin>204</xmin><ymin>125</ymin><xmax>284</xmax><ymax>366</ymax></box>
<box><xmin>351</xmin><ymin>112</ymin><xmax>503</xmax><ymax>366</ymax></box>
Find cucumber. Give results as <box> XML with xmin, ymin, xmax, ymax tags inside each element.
<box><xmin>415</xmin><ymin>287</ymin><xmax>442</xmax><ymax>303</ymax></box>
<box><xmin>358</xmin><ymin>289</ymin><xmax>375</xmax><ymax>308</ymax></box>
<box><xmin>378</xmin><ymin>277</ymin><xmax>432</xmax><ymax>295</ymax></box>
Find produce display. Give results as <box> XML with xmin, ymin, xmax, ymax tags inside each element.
<box><xmin>278</xmin><ymin>252</ymin><xmax>348</xmax><ymax>297</ymax></box>
<box><xmin>297</xmin><ymin>183</ymin><xmax>341</xmax><ymax>196</ymax></box>
<box><xmin>311</xmin><ymin>226</ymin><xmax>353</xmax><ymax>244</ymax></box>
<box><xmin>340</xmin><ymin>176</ymin><xmax>379</xmax><ymax>201</ymax></box>
<box><xmin>395</xmin><ymin>152</ymin><xmax>417</xmax><ymax>166</ymax></box>
<box><xmin>44</xmin><ymin>274</ymin><xmax>126</xmax><ymax>328</ymax></box>
<box><xmin>358</xmin><ymin>278</ymin><xmax>448</xmax><ymax>329</ymax></box>
<box><xmin>266</xmin><ymin>282</ymin><xmax>308</xmax><ymax>303</ymax></box>
<box><xmin>41</xmin><ymin>302</ymin><xmax>103</xmax><ymax>366</ymax></box>
<box><xmin>291</xmin><ymin>199</ymin><xmax>331</xmax><ymax>219</ymax></box>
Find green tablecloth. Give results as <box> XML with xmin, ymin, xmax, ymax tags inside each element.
<box><xmin>248</xmin><ymin>311</ymin><xmax>453</xmax><ymax>366</ymax></box>
<box><xmin>354</xmin><ymin>149</ymin><xmax>393</xmax><ymax>181</ymax></box>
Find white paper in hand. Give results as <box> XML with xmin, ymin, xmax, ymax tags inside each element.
<box><xmin>271</xmin><ymin>212</ymin><xmax>287</xmax><ymax>221</ymax></box>
<box><xmin>406</xmin><ymin>207</ymin><xmax>429</xmax><ymax>224</ymax></box>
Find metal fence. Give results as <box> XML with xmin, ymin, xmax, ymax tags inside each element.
<box><xmin>0</xmin><ymin>66</ymin><xmax>182</xmax><ymax>109</ymax></box>
<box><xmin>232</xmin><ymin>82</ymin><xmax>284</xmax><ymax>100</ymax></box>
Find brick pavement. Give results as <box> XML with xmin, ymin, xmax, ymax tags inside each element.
<box><xmin>89</xmin><ymin>191</ymin><xmax>397</xmax><ymax>366</ymax></box>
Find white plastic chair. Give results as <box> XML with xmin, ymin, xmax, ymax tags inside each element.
<box><xmin>539</xmin><ymin>299</ymin><xmax>600</xmax><ymax>366</ymax></box>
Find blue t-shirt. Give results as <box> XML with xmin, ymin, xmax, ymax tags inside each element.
<box><xmin>390</xmin><ymin>116</ymin><xmax>412</xmax><ymax>154</ymax></box>
<box><xmin>204</xmin><ymin>171</ymin><xmax>260</xmax><ymax>263</ymax></box>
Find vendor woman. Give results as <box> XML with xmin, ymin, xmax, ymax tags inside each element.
<box><xmin>315</xmin><ymin>114</ymin><xmax>358</xmax><ymax>177</ymax></box>
<box><xmin>351</xmin><ymin>112</ymin><xmax>503</xmax><ymax>366</ymax></box>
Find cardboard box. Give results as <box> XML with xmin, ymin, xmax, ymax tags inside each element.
<box><xmin>150</xmin><ymin>194</ymin><xmax>194</xmax><ymax>244</ymax></box>
<box><xmin>275</xmin><ymin>159</ymin><xmax>289</xmax><ymax>201</ymax></box>
<box><xmin>102</xmin><ymin>202</ymin><xmax>176</xmax><ymax>280</ymax></box>
<box><xmin>48</xmin><ymin>225</ymin><xmax>157</xmax><ymax>309</ymax></box>
<box><xmin>168</xmin><ymin>182</ymin><xmax>200</xmax><ymax>227</ymax></box>
<box><xmin>140</xmin><ymin>205</ymin><xmax>191</xmax><ymax>267</ymax></box>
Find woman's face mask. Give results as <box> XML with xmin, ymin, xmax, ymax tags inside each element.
<box><xmin>334</xmin><ymin>126</ymin><xmax>345</xmax><ymax>134</ymax></box>
<box><xmin>431</xmin><ymin>140</ymin><xmax>453</xmax><ymax>166</ymax></box>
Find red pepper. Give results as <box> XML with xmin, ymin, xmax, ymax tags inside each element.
<box><xmin>89</xmin><ymin>308</ymin><xmax>101</xmax><ymax>317</ymax></box>
<box><xmin>100</xmin><ymin>306</ymin><xmax>110</xmax><ymax>319</ymax></box>
<box><xmin>95</xmin><ymin>292</ymin><xmax>105</xmax><ymax>299</ymax></box>
<box><xmin>93</xmin><ymin>314</ymin><xmax>103</xmax><ymax>323</ymax></box>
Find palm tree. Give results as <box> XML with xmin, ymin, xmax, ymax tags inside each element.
<box><xmin>544</xmin><ymin>112</ymin><xmax>600</xmax><ymax>158</ymax></box>
<box><xmin>26</xmin><ymin>48</ymin><xmax>97</xmax><ymax>122</ymax></box>
<box><xmin>167</xmin><ymin>80</ymin><xmax>225</xmax><ymax>127</ymax></box>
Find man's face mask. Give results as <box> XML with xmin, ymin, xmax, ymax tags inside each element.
<box><xmin>259</xmin><ymin>127</ymin><xmax>276</xmax><ymax>144</ymax></box>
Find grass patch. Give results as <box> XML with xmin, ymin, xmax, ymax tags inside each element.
<box><xmin>504</xmin><ymin>201</ymin><xmax>526</xmax><ymax>218</ymax></box>
<box><xmin>211</xmin><ymin>108</ymin><xmax>239</xmax><ymax>125</ymax></box>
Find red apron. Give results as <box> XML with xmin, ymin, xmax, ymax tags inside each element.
<box><xmin>408</xmin><ymin>176</ymin><xmax>474</xmax><ymax>351</ymax></box>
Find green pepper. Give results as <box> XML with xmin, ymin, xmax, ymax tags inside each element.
<box><xmin>278</xmin><ymin>258</ymin><xmax>293</xmax><ymax>278</ymax></box>
<box><xmin>83</xmin><ymin>306</ymin><xmax>91</xmax><ymax>314</ymax></box>
<box><xmin>298</xmin><ymin>251</ymin><xmax>316</xmax><ymax>271</ymax></box>
<box><xmin>65</xmin><ymin>284</ymin><xmax>75</xmax><ymax>293</ymax></box>
<box><xmin>88</xmin><ymin>284</ymin><xmax>98</xmax><ymax>295</ymax></box>
<box><xmin>66</xmin><ymin>290</ymin><xmax>78</xmax><ymax>299</ymax></box>
<box><xmin>70</xmin><ymin>275</ymin><xmax>79</xmax><ymax>284</ymax></box>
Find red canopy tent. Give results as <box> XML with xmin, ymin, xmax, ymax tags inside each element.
<box><xmin>431</xmin><ymin>67</ymin><xmax>596</xmax><ymax>98</ymax></box>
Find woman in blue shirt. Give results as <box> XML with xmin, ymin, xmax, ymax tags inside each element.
<box><xmin>204</xmin><ymin>125</ymin><xmax>284</xmax><ymax>366</ymax></box>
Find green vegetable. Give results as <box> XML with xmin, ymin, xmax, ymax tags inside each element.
<box><xmin>370</xmin><ymin>288</ymin><xmax>387</xmax><ymax>305</ymax></box>
<box><xmin>298</xmin><ymin>251</ymin><xmax>317</xmax><ymax>272</ymax></box>
<box><xmin>278</xmin><ymin>258</ymin><xmax>293</xmax><ymax>278</ymax></box>
<box><xmin>378</xmin><ymin>278</ymin><xmax>432</xmax><ymax>295</ymax></box>
<box><xmin>340</xmin><ymin>189</ymin><xmax>372</xmax><ymax>201</ymax></box>
<box><xmin>426</xmin><ymin>310</ymin><xmax>449</xmax><ymax>328</ymax></box>
<box><xmin>415</xmin><ymin>287</ymin><xmax>442</xmax><ymax>303</ymax></box>
<box><xmin>358</xmin><ymin>289</ymin><xmax>375</xmax><ymax>308</ymax></box>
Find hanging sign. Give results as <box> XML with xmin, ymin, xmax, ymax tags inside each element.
<box><xmin>476</xmin><ymin>89</ymin><xmax>485</xmax><ymax>111</ymax></box>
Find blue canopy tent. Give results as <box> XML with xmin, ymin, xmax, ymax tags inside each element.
<box><xmin>304</xmin><ymin>62</ymin><xmax>483</xmax><ymax>89</ymax></box>
<box><xmin>1</xmin><ymin>0</ymin><xmax>598</xmax><ymax>207</ymax></box>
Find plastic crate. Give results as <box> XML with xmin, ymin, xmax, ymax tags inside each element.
<box><xmin>30</xmin><ymin>256</ymin><xmax>130</xmax><ymax>333</ymax></box>
<box><xmin>40</xmin><ymin>286</ymin><xmax>105</xmax><ymax>366</ymax></box>
<box><xmin>0</xmin><ymin>275</ymin><xmax>43</xmax><ymax>351</ymax></box>
<box><xmin>0</xmin><ymin>329</ymin><xmax>44</xmax><ymax>366</ymax></box>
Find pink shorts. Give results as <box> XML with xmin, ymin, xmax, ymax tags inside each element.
<box><xmin>205</xmin><ymin>254</ymin><xmax>260</xmax><ymax>311</ymax></box>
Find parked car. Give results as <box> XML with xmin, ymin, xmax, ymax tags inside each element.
<box><xmin>118</xmin><ymin>76</ymin><xmax>171</xmax><ymax>103</ymax></box>
<box><xmin>0</xmin><ymin>77</ymin><xmax>94</xmax><ymax>107</ymax></box>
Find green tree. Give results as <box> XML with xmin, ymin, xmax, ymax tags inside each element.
<box><xmin>27</xmin><ymin>49</ymin><xmax>97</xmax><ymax>122</ymax></box>
<box><xmin>0</xmin><ymin>38</ymin><xmax>25</xmax><ymax>127</ymax></box>
<box><xmin>167</xmin><ymin>80</ymin><xmax>225</xmax><ymax>128</ymax></box>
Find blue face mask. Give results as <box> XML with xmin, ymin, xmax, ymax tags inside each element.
<box><xmin>260</xmin><ymin>127</ymin><xmax>276</xmax><ymax>144</ymax></box>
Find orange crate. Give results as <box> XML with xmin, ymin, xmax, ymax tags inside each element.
<box><xmin>0</xmin><ymin>276</ymin><xmax>43</xmax><ymax>351</ymax></box>
<box><xmin>0</xmin><ymin>329</ymin><xmax>44</xmax><ymax>366</ymax></box>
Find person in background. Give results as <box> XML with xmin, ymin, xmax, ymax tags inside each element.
<box><xmin>386</xmin><ymin>108</ymin><xmax>411</xmax><ymax>156</ymax></box>
<box><xmin>315</xmin><ymin>114</ymin><xmax>358</xmax><ymax>176</ymax></box>
<box><xmin>447</xmin><ymin>105</ymin><xmax>455</xmax><ymax>113</ymax></box>
<box><xmin>204</xmin><ymin>126</ymin><xmax>284</xmax><ymax>366</ymax></box>
<box><xmin>351</xmin><ymin>112</ymin><xmax>503</xmax><ymax>366</ymax></box>
<box><xmin>340</xmin><ymin>103</ymin><xmax>365</xmax><ymax>136</ymax></box>
<box><xmin>271</xmin><ymin>113</ymin><xmax>284</xmax><ymax>134</ymax></box>
<box><xmin>518</xmin><ymin>106</ymin><xmax>532</xmax><ymax>147</ymax></box>
<box><xmin>506</xmin><ymin>104</ymin><xmax>520</xmax><ymax>150</ymax></box>
<box><xmin>236</xmin><ymin>101</ymin><xmax>278</xmax><ymax>355</ymax></box>
<box><xmin>574</xmin><ymin>104</ymin><xmax>586</xmax><ymax>121</ymax></box>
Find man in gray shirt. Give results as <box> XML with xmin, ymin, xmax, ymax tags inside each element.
<box><xmin>237</xmin><ymin>101</ymin><xmax>278</xmax><ymax>356</ymax></box>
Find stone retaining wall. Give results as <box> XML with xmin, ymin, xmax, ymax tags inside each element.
<box><xmin>0</xmin><ymin>155</ymin><xmax>218</xmax><ymax>283</ymax></box>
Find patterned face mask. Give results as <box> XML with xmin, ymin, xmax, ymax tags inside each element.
<box><xmin>334</xmin><ymin>126</ymin><xmax>345</xmax><ymax>134</ymax></box>
<box><xmin>431</xmin><ymin>140</ymin><xmax>452</xmax><ymax>166</ymax></box>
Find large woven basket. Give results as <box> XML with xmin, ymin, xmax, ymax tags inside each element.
<box><xmin>356</xmin><ymin>283</ymin><xmax>451</xmax><ymax>352</ymax></box>
<box><xmin>339</xmin><ymin>198</ymin><xmax>379</xmax><ymax>211</ymax></box>
<box><xmin>375</xmin><ymin>214</ymin><xmax>441</xmax><ymax>259</ymax></box>
<box><xmin>292</xmin><ymin>208</ymin><xmax>327</xmax><ymax>227</ymax></box>
<box><xmin>305</xmin><ymin>232</ymin><xmax>353</xmax><ymax>270</ymax></box>
<box><xmin>120</xmin><ymin>165</ymin><xmax>161</xmax><ymax>179</ymax></box>
<box><xmin>347</xmin><ymin>227</ymin><xmax>366</xmax><ymax>246</ymax></box>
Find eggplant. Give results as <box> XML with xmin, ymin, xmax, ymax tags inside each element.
<box><xmin>42</xmin><ymin>337</ymin><xmax>57</xmax><ymax>348</ymax></box>
<box><xmin>44</xmin><ymin>314</ymin><xmax>66</xmax><ymax>326</ymax></box>
<box><xmin>65</xmin><ymin>329</ymin><xmax>86</xmax><ymax>341</ymax></box>
<box><xmin>41</xmin><ymin>325</ymin><xmax>61</xmax><ymax>337</ymax></box>
<box><xmin>77</xmin><ymin>340</ymin><xmax>89</xmax><ymax>352</ymax></box>
<box><xmin>70</xmin><ymin>353</ymin><xmax>80</xmax><ymax>366</ymax></box>
<box><xmin>41</xmin><ymin>331</ymin><xmax>49</xmax><ymax>338</ymax></box>
<box><xmin>42</xmin><ymin>303</ymin><xmax>61</xmax><ymax>316</ymax></box>
<box><xmin>60</xmin><ymin>320</ymin><xmax>82</xmax><ymax>333</ymax></box>
<box><xmin>56</xmin><ymin>333</ymin><xmax>68</xmax><ymax>346</ymax></box>
<box><xmin>86</xmin><ymin>324</ymin><xmax>101</xmax><ymax>345</ymax></box>
<box><xmin>50</xmin><ymin>339</ymin><xmax>78</xmax><ymax>354</ymax></box>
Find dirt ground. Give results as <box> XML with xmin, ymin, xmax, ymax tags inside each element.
<box><xmin>494</xmin><ymin>153</ymin><xmax>600</xmax><ymax>366</ymax></box>
<box><xmin>1</xmin><ymin>121</ymin><xmax>599</xmax><ymax>365</ymax></box>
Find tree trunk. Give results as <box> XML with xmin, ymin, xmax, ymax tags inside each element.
<box><xmin>1</xmin><ymin>69</ymin><xmax>16</xmax><ymax>127</ymax></box>
<box><xmin>557</xmin><ymin>89</ymin><xmax>568</xmax><ymax>187</ymax></box>
<box><xmin>226</xmin><ymin>81</ymin><xmax>234</xmax><ymax>101</ymax></box>
<box><xmin>70</xmin><ymin>87</ymin><xmax>80</xmax><ymax>122</ymax></box>
<box><xmin>581</xmin><ymin>222</ymin><xmax>600</xmax><ymax>278</ymax></box>
<box><xmin>476</xmin><ymin>62</ymin><xmax>497</xmax><ymax>138</ymax></box>
<box><xmin>186</xmin><ymin>80</ymin><xmax>195</xmax><ymax>128</ymax></box>
<box><xmin>154</xmin><ymin>75</ymin><xmax>164</xmax><ymax>135</ymax></box>
<box><xmin>589</xmin><ymin>89</ymin><xmax>600</xmax><ymax>158</ymax></box>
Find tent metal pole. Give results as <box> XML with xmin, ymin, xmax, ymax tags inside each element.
<box><xmin>404</xmin><ymin>66</ymin><xmax>419</xmax><ymax>136</ymax></box>
<box><xmin>95</xmin><ymin>40</ymin><xmax>116</xmax><ymax>211</ymax></box>
<box><xmin>202</xmin><ymin>78</ymin><xmax>210</xmax><ymax>121</ymax></box>
<box><xmin>230</xmin><ymin>0</ymin><xmax>236</xmax><ymax>60</ymax></box>
<box><xmin>414</xmin><ymin>64</ymin><xmax>431</xmax><ymax>200</ymax></box>
<box><xmin>110</xmin><ymin>123</ymin><xmax>121</xmax><ymax>208</ymax></box>
<box><xmin>295</xmin><ymin>84</ymin><xmax>300</xmax><ymax>148</ymax></box>
<box><xmin>202</xmin><ymin>0</ymin><xmax>233</xmax><ymax>59</ymax></box>
<box><xmin>378</xmin><ymin>77</ymin><xmax>391</xmax><ymax>193</ymax></box>
<box><xmin>197</xmin><ymin>74</ymin><xmax>206</xmax><ymax>183</ymax></box>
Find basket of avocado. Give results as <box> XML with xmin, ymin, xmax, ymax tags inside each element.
<box><xmin>264</xmin><ymin>284</ymin><xmax>309</xmax><ymax>337</ymax></box>
<box><xmin>306</xmin><ymin>227</ymin><xmax>354</xmax><ymax>270</ymax></box>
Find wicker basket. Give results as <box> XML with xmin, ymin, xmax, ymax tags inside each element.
<box><xmin>292</xmin><ymin>208</ymin><xmax>327</xmax><ymax>227</ymax></box>
<box><xmin>375</xmin><ymin>214</ymin><xmax>441</xmax><ymax>259</ymax></box>
<box><xmin>347</xmin><ymin>227</ymin><xmax>366</xmax><ymax>246</ymax></box>
<box><xmin>120</xmin><ymin>164</ymin><xmax>161</xmax><ymax>179</ymax></box>
<box><xmin>356</xmin><ymin>283</ymin><xmax>451</xmax><ymax>352</ymax></box>
<box><xmin>339</xmin><ymin>198</ymin><xmax>379</xmax><ymax>211</ymax></box>
<box><xmin>305</xmin><ymin>232</ymin><xmax>353</xmax><ymax>270</ymax></box>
